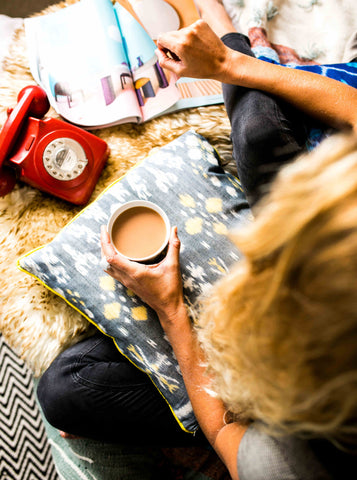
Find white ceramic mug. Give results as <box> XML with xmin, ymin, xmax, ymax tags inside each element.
<box><xmin>107</xmin><ymin>200</ymin><xmax>170</xmax><ymax>263</ymax></box>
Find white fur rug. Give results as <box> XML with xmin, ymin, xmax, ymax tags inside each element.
<box><xmin>0</xmin><ymin>0</ymin><xmax>356</xmax><ymax>375</ymax></box>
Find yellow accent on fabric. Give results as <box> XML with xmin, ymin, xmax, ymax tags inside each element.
<box><xmin>131</xmin><ymin>306</ymin><xmax>148</xmax><ymax>321</ymax></box>
<box><xmin>228</xmin><ymin>175</ymin><xmax>243</xmax><ymax>191</ymax></box>
<box><xmin>205</xmin><ymin>197</ymin><xmax>222</xmax><ymax>213</ymax></box>
<box><xmin>158</xmin><ymin>376</ymin><xmax>180</xmax><ymax>394</ymax></box>
<box><xmin>127</xmin><ymin>344</ymin><xmax>144</xmax><ymax>363</ymax></box>
<box><xmin>185</xmin><ymin>217</ymin><xmax>203</xmax><ymax>235</ymax></box>
<box><xmin>152</xmin><ymin>365</ymin><xmax>179</xmax><ymax>393</ymax></box>
<box><xmin>179</xmin><ymin>194</ymin><xmax>196</xmax><ymax>208</ymax></box>
<box><xmin>213</xmin><ymin>222</ymin><xmax>228</xmax><ymax>235</ymax></box>
<box><xmin>208</xmin><ymin>258</ymin><xmax>226</xmax><ymax>274</ymax></box>
<box><xmin>104</xmin><ymin>302</ymin><xmax>121</xmax><ymax>320</ymax></box>
<box><xmin>99</xmin><ymin>275</ymin><xmax>116</xmax><ymax>291</ymax></box>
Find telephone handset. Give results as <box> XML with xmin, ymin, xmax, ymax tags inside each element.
<box><xmin>0</xmin><ymin>85</ymin><xmax>109</xmax><ymax>205</ymax></box>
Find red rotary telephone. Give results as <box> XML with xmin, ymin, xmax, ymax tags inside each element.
<box><xmin>0</xmin><ymin>85</ymin><xmax>109</xmax><ymax>205</ymax></box>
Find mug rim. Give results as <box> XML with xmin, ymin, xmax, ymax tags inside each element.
<box><xmin>107</xmin><ymin>200</ymin><xmax>170</xmax><ymax>262</ymax></box>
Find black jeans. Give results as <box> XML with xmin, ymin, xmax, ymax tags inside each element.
<box><xmin>37</xmin><ymin>33</ymin><xmax>317</xmax><ymax>446</ymax></box>
<box><xmin>221</xmin><ymin>33</ymin><xmax>312</xmax><ymax>206</ymax></box>
<box><xmin>37</xmin><ymin>333</ymin><xmax>207</xmax><ymax>446</ymax></box>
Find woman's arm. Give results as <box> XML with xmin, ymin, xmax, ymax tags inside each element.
<box><xmin>158</xmin><ymin>299</ymin><xmax>247</xmax><ymax>480</ymax></box>
<box><xmin>101</xmin><ymin>226</ymin><xmax>247</xmax><ymax>480</ymax></box>
<box><xmin>156</xmin><ymin>20</ymin><xmax>357</xmax><ymax>133</ymax></box>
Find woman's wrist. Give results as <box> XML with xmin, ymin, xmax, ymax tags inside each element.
<box><xmin>216</xmin><ymin>49</ymin><xmax>250</xmax><ymax>85</ymax></box>
<box><xmin>157</xmin><ymin>301</ymin><xmax>190</xmax><ymax>333</ymax></box>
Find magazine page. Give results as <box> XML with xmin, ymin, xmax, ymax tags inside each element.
<box><xmin>114</xmin><ymin>2</ymin><xmax>180</xmax><ymax>122</ymax></box>
<box><xmin>168</xmin><ymin>77</ymin><xmax>223</xmax><ymax>111</ymax></box>
<box><xmin>25</xmin><ymin>0</ymin><xmax>142</xmax><ymax>128</ymax></box>
<box><xmin>125</xmin><ymin>0</ymin><xmax>224</xmax><ymax>111</ymax></box>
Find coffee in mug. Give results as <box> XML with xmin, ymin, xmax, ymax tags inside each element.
<box><xmin>107</xmin><ymin>200</ymin><xmax>170</xmax><ymax>263</ymax></box>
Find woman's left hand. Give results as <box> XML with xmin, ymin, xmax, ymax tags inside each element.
<box><xmin>156</xmin><ymin>20</ymin><xmax>233</xmax><ymax>80</ymax></box>
<box><xmin>100</xmin><ymin>225</ymin><xmax>186</xmax><ymax>323</ymax></box>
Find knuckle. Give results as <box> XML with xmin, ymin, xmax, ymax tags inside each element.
<box><xmin>179</xmin><ymin>37</ymin><xmax>190</xmax><ymax>49</ymax></box>
<box><xmin>106</xmin><ymin>255</ymin><xmax>115</xmax><ymax>264</ymax></box>
<box><xmin>192</xmin><ymin>19</ymin><xmax>204</xmax><ymax>33</ymax></box>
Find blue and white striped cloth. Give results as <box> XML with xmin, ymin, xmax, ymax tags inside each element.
<box><xmin>253</xmin><ymin>44</ymin><xmax>357</xmax><ymax>149</ymax></box>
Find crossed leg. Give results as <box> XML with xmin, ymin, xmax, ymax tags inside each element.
<box><xmin>197</xmin><ymin>0</ymin><xmax>309</xmax><ymax>206</ymax></box>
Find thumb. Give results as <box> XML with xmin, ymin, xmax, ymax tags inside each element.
<box><xmin>166</xmin><ymin>226</ymin><xmax>181</xmax><ymax>265</ymax></box>
<box><xmin>155</xmin><ymin>48</ymin><xmax>181</xmax><ymax>74</ymax></box>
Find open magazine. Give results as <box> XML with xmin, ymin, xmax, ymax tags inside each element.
<box><xmin>25</xmin><ymin>0</ymin><xmax>223</xmax><ymax>129</ymax></box>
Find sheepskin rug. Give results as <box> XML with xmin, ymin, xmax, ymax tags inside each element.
<box><xmin>0</xmin><ymin>0</ymin><xmax>356</xmax><ymax>375</ymax></box>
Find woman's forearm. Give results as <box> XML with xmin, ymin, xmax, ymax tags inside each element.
<box><xmin>157</xmin><ymin>20</ymin><xmax>357</xmax><ymax>133</ymax></box>
<box><xmin>158</xmin><ymin>306</ymin><xmax>247</xmax><ymax>480</ymax></box>
<box><xmin>159</xmin><ymin>305</ymin><xmax>226</xmax><ymax>443</ymax></box>
<box><xmin>219</xmin><ymin>50</ymin><xmax>357</xmax><ymax>132</ymax></box>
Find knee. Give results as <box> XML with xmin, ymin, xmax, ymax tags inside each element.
<box><xmin>236</xmin><ymin>110</ymin><xmax>282</xmax><ymax>152</ymax></box>
<box><xmin>231</xmin><ymin>91</ymin><xmax>306</xmax><ymax>156</ymax></box>
<box><xmin>37</xmin><ymin>360</ymin><xmax>76</xmax><ymax>431</ymax></box>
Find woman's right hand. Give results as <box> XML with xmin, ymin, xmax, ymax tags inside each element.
<box><xmin>156</xmin><ymin>19</ymin><xmax>233</xmax><ymax>80</ymax></box>
<box><xmin>100</xmin><ymin>225</ymin><xmax>186</xmax><ymax>329</ymax></box>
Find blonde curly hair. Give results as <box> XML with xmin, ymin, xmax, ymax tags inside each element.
<box><xmin>197</xmin><ymin>132</ymin><xmax>357</xmax><ymax>446</ymax></box>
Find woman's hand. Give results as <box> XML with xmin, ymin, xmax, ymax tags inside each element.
<box><xmin>156</xmin><ymin>19</ymin><xmax>233</xmax><ymax>80</ymax></box>
<box><xmin>100</xmin><ymin>225</ymin><xmax>186</xmax><ymax>325</ymax></box>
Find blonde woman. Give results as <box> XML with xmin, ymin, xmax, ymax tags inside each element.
<box><xmin>99</xmin><ymin>132</ymin><xmax>357</xmax><ymax>479</ymax></box>
<box><xmin>38</xmin><ymin>1</ymin><xmax>357</xmax><ymax>478</ymax></box>
<box><xmin>100</xmin><ymin>3</ymin><xmax>357</xmax><ymax>479</ymax></box>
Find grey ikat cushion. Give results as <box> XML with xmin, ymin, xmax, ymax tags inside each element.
<box><xmin>18</xmin><ymin>130</ymin><xmax>250</xmax><ymax>433</ymax></box>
